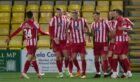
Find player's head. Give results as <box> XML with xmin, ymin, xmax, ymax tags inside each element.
<box><xmin>71</xmin><ymin>10</ymin><xmax>79</xmax><ymax>19</ymax></box>
<box><xmin>113</xmin><ymin>9</ymin><xmax>123</xmax><ymax>17</ymax></box>
<box><xmin>93</xmin><ymin>11</ymin><xmax>100</xmax><ymax>21</ymax></box>
<box><xmin>66</xmin><ymin>12</ymin><xmax>71</xmax><ymax>19</ymax></box>
<box><xmin>109</xmin><ymin>10</ymin><xmax>115</xmax><ymax>20</ymax></box>
<box><xmin>56</xmin><ymin>8</ymin><xmax>62</xmax><ymax>17</ymax></box>
<box><xmin>63</xmin><ymin>11</ymin><xmax>67</xmax><ymax>15</ymax></box>
<box><xmin>26</xmin><ymin>11</ymin><xmax>33</xmax><ymax>19</ymax></box>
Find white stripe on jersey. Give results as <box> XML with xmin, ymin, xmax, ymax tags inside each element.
<box><xmin>34</xmin><ymin>21</ymin><xmax>39</xmax><ymax>28</ymax></box>
<box><xmin>79</xmin><ymin>20</ymin><xmax>83</xmax><ymax>42</ymax></box>
<box><xmin>54</xmin><ymin>17</ymin><xmax>57</xmax><ymax>38</ymax></box>
<box><xmin>30</xmin><ymin>39</ymin><xmax>32</xmax><ymax>46</ymax></box>
<box><xmin>99</xmin><ymin>22</ymin><xmax>102</xmax><ymax>42</ymax></box>
<box><xmin>103</xmin><ymin>22</ymin><xmax>106</xmax><ymax>42</ymax></box>
<box><xmin>57</xmin><ymin>17</ymin><xmax>61</xmax><ymax>39</ymax></box>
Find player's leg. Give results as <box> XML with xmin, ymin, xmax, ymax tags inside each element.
<box><xmin>94</xmin><ymin>55</ymin><xmax>101</xmax><ymax>78</ymax></box>
<box><xmin>73</xmin><ymin>57</ymin><xmax>80</xmax><ymax>77</ymax></box>
<box><xmin>52</xmin><ymin>41</ymin><xmax>63</xmax><ymax>78</ymax></box>
<box><xmin>101</xmin><ymin>43</ymin><xmax>109</xmax><ymax>77</ymax></box>
<box><xmin>55</xmin><ymin>51</ymin><xmax>63</xmax><ymax>78</ymax></box>
<box><xmin>71</xmin><ymin>44</ymin><xmax>81</xmax><ymax>77</ymax></box>
<box><xmin>119</xmin><ymin>42</ymin><xmax>132</xmax><ymax>78</ymax></box>
<box><xmin>69</xmin><ymin>56</ymin><xmax>74</xmax><ymax>77</ymax></box>
<box><xmin>94</xmin><ymin>43</ymin><xmax>101</xmax><ymax>78</ymax></box>
<box><xmin>80</xmin><ymin>53</ymin><xmax>86</xmax><ymax>79</ymax></box>
<box><xmin>21</xmin><ymin>54</ymin><xmax>33</xmax><ymax>79</ymax></box>
<box><xmin>111</xmin><ymin>42</ymin><xmax>122</xmax><ymax>79</ymax></box>
<box><xmin>71</xmin><ymin>52</ymin><xmax>80</xmax><ymax>77</ymax></box>
<box><xmin>101</xmin><ymin>55</ymin><xmax>109</xmax><ymax>77</ymax></box>
<box><xmin>67</xmin><ymin>44</ymin><xmax>74</xmax><ymax>77</ymax></box>
<box><xmin>111</xmin><ymin>54</ymin><xmax>119</xmax><ymax>78</ymax></box>
<box><xmin>32</xmin><ymin>56</ymin><xmax>42</xmax><ymax>79</ymax></box>
<box><xmin>62</xmin><ymin>49</ymin><xmax>70</xmax><ymax>76</ymax></box>
<box><xmin>107</xmin><ymin>43</ymin><xmax>114</xmax><ymax>73</ymax></box>
<box><xmin>119</xmin><ymin>55</ymin><xmax>132</xmax><ymax>78</ymax></box>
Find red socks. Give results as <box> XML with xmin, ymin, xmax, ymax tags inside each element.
<box><xmin>121</xmin><ymin>58</ymin><xmax>130</xmax><ymax>73</ymax></box>
<box><xmin>64</xmin><ymin>59</ymin><xmax>69</xmax><ymax>68</ymax></box>
<box><xmin>32</xmin><ymin>61</ymin><xmax>39</xmax><ymax>74</ymax></box>
<box><xmin>69</xmin><ymin>60</ymin><xmax>73</xmax><ymax>73</ymax></box>
<box><xmin>112</xmin><ymin>58</ymin><xmax>118</xmax><ymax>72</ymax></box>
<box><xmin>73</xmin><ymin>59</ymin><xmax>80</xmax><ymax>72</ymax></box>
<box><xmin>95</xmin><ymin>61</ymin><xmax>100</xmax><ymax>73</ymax></box>
<box><xmin>23</xmin><ymin>60</ymin><xmax>31</xmax><ymax>73</ymax></box>
<box><xmin>103</xmin><ymin>60</ymin><xmax>108</xmax><ymax>73</ymax></box>
<box><xmin>82</xmin><ymin>60</ymin><xmax>86</xmax><ymax>75</ymax></box>
<box><xmin>56</xmin><ymin>60</ymin><xmax>62</xmax><ymax>72</ymax></box>
<box><xmin>108</xmin><ymin>56</ymin><xmax>113</xmax><ymax>71</ymax></box>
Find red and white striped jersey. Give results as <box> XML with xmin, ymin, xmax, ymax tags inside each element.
<box><xmin>49</xmin><ymin>16</ymin><xmax>68</xmax><ymax>41</ymax></box>
<box><xmin>68</xmin><ymin>17</ymin><xmax>88</xmax><ymax>44</ymax></box>
<box><xmin>115</xmin><ymin>17</ymin><xmax>133</xmax><ymax>42</ymax></box>
<box><xmin>91</xmin><ymin>20</ymin><xmax>110</xmax><ymax>43</ymax></box>
<box><xmin>10</xmin><ymin>19</ymin><xmax>48</xmax><ymax>46</ymax></box>
<box><xmin>108</xmin><ymin>20</ymin><xmax>117</xmax><ymax>30</ymax></box>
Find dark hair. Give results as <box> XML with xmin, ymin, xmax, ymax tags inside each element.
<box><xmin>26</xmin><ymin>11</ymin><xmax>33</xmax><ymax>19</ymax></box>
<box><xmin>56</xmin><ymin>8</ymin><xmax>61</xmax><ymax>11</ymax></box>
<box><xmin>93</xmin><ymin>11</ymin><xmax>100</xmax><ymax>15</ymax></box>
<box><xmin>113</xmin><ymin>9</ymin><xmax>123</xmax><ymax>16</ymax></box>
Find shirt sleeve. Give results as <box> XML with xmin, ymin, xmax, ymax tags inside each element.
<box><xmin>124</xmin><ymin>18</ymin><xmax>133</xmax><ymax>29</ymax></box>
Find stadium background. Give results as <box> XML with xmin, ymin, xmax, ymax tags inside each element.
<box><xmin>0</xmin><ymin>0</ymin><xmax>140</xmax><ymax>82</ymax></box>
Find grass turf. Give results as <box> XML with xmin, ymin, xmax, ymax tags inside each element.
<box><xmin>0</xmin><ymin>73</ymin><xmax>140</xmax><ymax>82</ymax></box>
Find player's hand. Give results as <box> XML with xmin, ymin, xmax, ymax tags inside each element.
<box><xmin>5</xmin><ymin>37</ymin><xmax>11</xmax><ymax>43</ymax></box>
<box><xmin>46</xmin><ymin>32</ymin><xmax>49</xmax><ymax>35</ymax></box>
<box><xmin>54</xmin><ymin>38</ymin><xmax>60</xmax><ymax>45</ymax></box>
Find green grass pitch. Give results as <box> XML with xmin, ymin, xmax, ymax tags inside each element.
<box><xmin>0</xmin><ymin>73</ymin><xmax>140</xmax><ymax>82</ymax></box>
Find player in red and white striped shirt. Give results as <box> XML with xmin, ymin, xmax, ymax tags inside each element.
<box><xmin>6</xmin><ymin>11</ymin><xmax>49</xmax><ymax>79</ymax></box>
<box><xmin>111</xmin><ymin>9</ymin><xmax>133</xmax><ymax>79</ymax></box>
<box><xmin>107</xmin><ymin>10</ymin><xmax>118</xmax><ymax>75</ymax></box>
<box><xmin>91</xmin><ymin>11</ymin><xmax>113</xmax><ymax>78</ymax></box>
<box><xmin>63</xmin><ymin>12</ymin><xmax>81</xmax><ymax>77</ymax></box>
<box><xmin>49</xmin><ymin>8</ymin><xmax>69</xmax><ymax>77</ymax></box>
<box><xmin>67</xmin><ymin>10</ymin><xmax>90</xmax><ymax>79</ymax></box>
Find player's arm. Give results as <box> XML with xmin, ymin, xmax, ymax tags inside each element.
<box><xmin>66</xmin><ymin>20</ymin><xmax>71</xmax><ymax>41</ymax></box>
<box><xmin>6</xmin><ymin>24</ymin><xmax>23</xmax><ymax>43</ymax></box>
<box><xmin>105</xmin><ymin>20</ymin><xmax>116</xmax><ymax>38</ymax></box>
<box><xmin>118</xmin><ymin>18</ymin><xmax>133</xmax><ymax>31</ymax></box>
<box><xmin>34</xmin><ymin>21</ymin><xmax>49</xmax><ymax>35</ymax></box>
<box><xmin>38</xmin><ymin>27</ymin><xmax>49</xmax><ymax>35</ymax></box>
<box><xmin>84</xmin><ymin>19</ymin><xmax>91</xmax><ymax>42</ymax></box>
<box><xmin>90</xmin><ymin>22</ymin><xmax>95</xmax><ymax>36</ymax></box>
<box><xmin>49</xmin><ymin>18</ymin><xmax>55</xmax><ymax>39</ymax></box>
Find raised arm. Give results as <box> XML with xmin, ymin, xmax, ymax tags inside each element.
<box><xmin>9</xmin><ymin>24</ymin><xmax>23</xmax><ymax>38</ymax></box>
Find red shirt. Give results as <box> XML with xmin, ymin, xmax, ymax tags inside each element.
<box><xmin>10</xmin><ymin>19</ymin><xmax>48</xmax><ymax>46</ymax></box>
<box><xmin>115</xmin><ymin>17</ymin><xmax>133</xmax><ymax>42</ymax></box>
